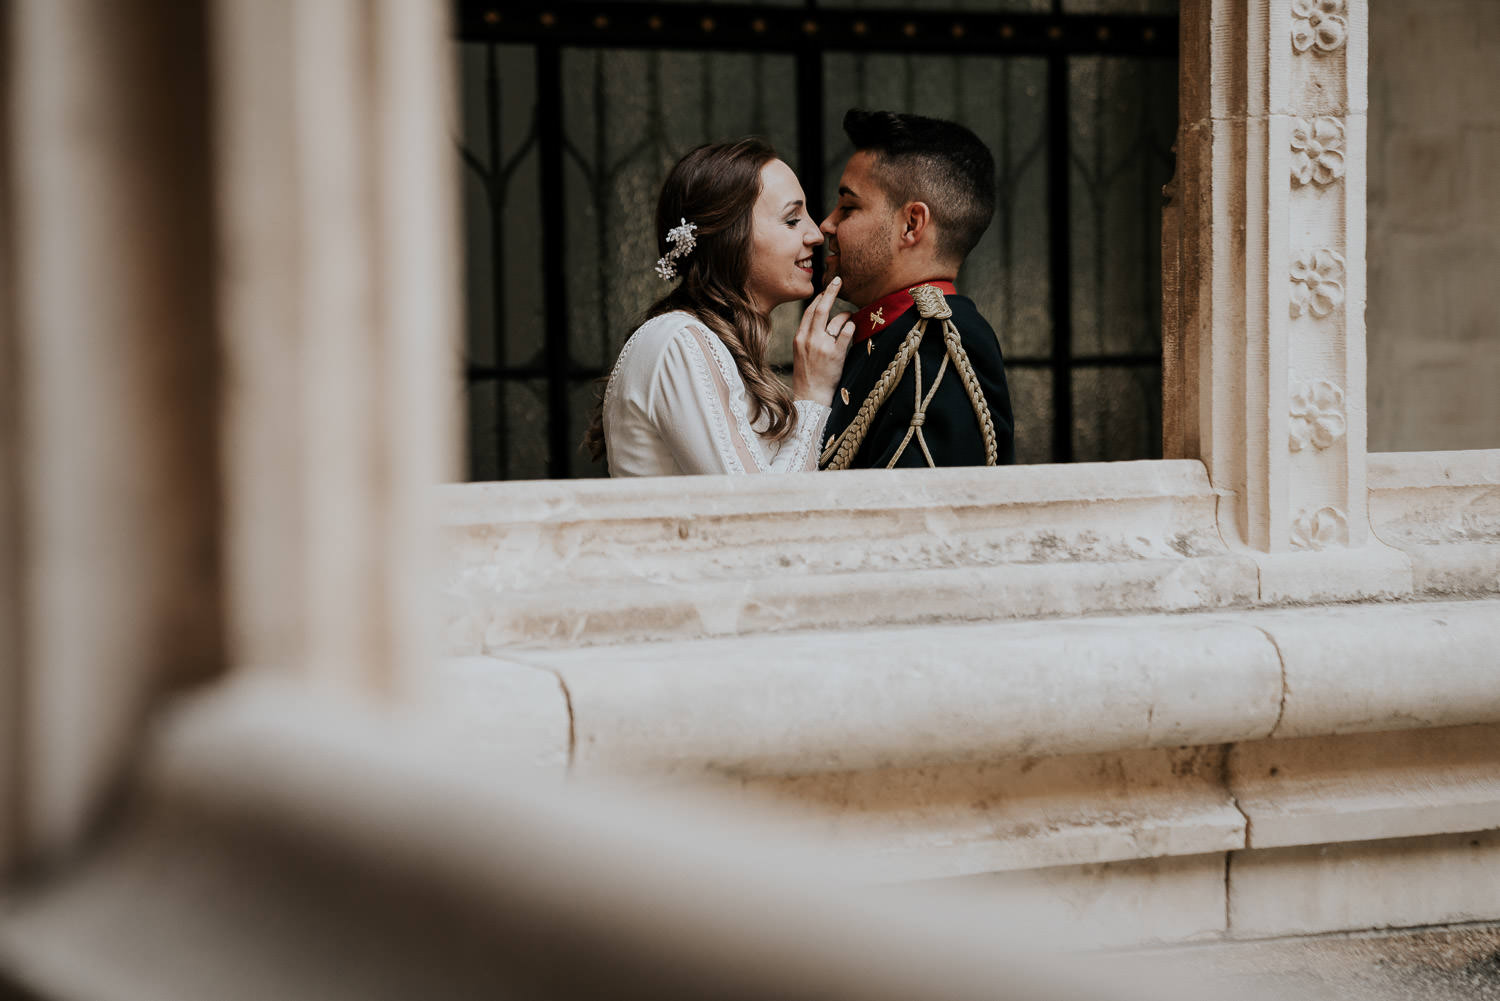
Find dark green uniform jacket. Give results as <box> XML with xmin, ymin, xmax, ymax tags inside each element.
<box><xmin>821</xmin><ymin>285</ymin><xmax>1016</xmax><ymax>469</ymax></box>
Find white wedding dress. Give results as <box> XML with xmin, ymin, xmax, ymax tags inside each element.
<box><xmin>603</xmin><ymin>311</ymin><xmax>831</xmax><ymax>476</ymax></box>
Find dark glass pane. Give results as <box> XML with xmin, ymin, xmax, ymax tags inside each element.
<box><xmin>505</xmin><ymin>380</ymin><xmax>551</xmax><ymax>480</ymax></box>
<box><xmin>1068</xmin><ymin>55</ymin><xmax>1176</xmax><ymax>359</ymax></box>
<box><xmin>467</xmin><ymin>378</ymin><xmax>551</xmax><ymax>481</ymax></box>
<box><xmin>458</xmin><ymin>44</ymin><xmax>544</xmax><ymax>372</ymax></box>
<box><xmin>467</xmin><ymin>378</ymin><xmax>501</xmax><ymax>482</ymax></box>
<box><xmin>1004</xmin><ymin>367</ymin><xmax>1054</xmax><ymax>464</ymax></box>
<box><xmin>1071</xmin><ymin>366</ymin><xmax>1162</xmax><ymax>462</ymax></box>
<box><xmin>823</xmin><ymin>54</ymin><xmax>1051</xmax><ymax>359</ymax></box>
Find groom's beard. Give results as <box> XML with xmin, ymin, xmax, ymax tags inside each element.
<box><xmin>826</xmin><ymin>225</ymin><xmax>896</xmax><ymax>307</ymax></box>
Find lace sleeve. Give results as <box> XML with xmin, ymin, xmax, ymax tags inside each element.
<box><xmin>779</xmin><ymin>399</ymin><xmax>831</xmax><ymax>472</ymax></box>
<box><xmin>647</xmin><ymin>322</ymin><xmax>828</xmax><ymax>474</ymax></box>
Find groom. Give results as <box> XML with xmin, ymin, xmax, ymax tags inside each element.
<box><xmin>817</xmin><ymin>110</ymin><xmax>1015</xmax><ymax>470</ymax></box>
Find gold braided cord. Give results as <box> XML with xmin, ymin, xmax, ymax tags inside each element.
<box><xmin>916</xmin><ymin>354</ymin><xmax>947</xmax><ymax>467</ymax></box>
<box><xmin>940</xmin><ymin>318</ymin><xmax>999</xmax><ymax>466</ymax></box>
<box><xmin>885</xmin><ymin>352</ymin><xmax>924</xmax><ymax>467</ymax></box>
<box><xmin>819</xmin><ymin>319</ymin><xmax>927</xmax><ymax>470</ymax></box>
<box><xmin>820</xmin><ymin>284</ymin><xmax>998</xmax><ymax>470</ymax></box>
<box><xmin>885</xmin><ymin>351</ymin><xmax>950</xmax><ymax>469</ymax></box>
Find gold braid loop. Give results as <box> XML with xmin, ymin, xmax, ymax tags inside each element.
<box><xmin>908</xmin><ymin>283</ymin><xmax>952</xmax><ymax>320</ymax></box>
<box><xmin>941</xmin><ymin>318</ymin><xmax>999</xmax><ymax>466</ymax></box>
<box><xmin>819</xmin><ymin>319</ymin><xmax>926</xmax><ymax>470</ymax></box>
<box><xmin>886</xmin><ymin>352</ymin><xmax>950</xmax><ymax>468</ymax></box>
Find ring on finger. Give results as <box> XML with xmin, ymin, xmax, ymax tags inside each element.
<box><xmin>825</xmin><ymin>324</ymin><xmax>842</xmax><ymax>338</ymax></box>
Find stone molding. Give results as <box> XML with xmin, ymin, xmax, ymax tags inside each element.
<box><xmin>1368</xmin><ymin>449</ymin><xmax>1500</xmax><ymax>595</ymax></box>
<box><xmin>410</xmin><ymin>602</ymin><xmax>1500</xmax><ymax>921</ymax></box>
<box><xmin>486</xmin><ymin>600</ymin><xmax>1500</xmax><ymax>781</ymax></box>
<box><xmin>440</xmin><ymin>461</ymin><xmax>1259</xmax><ymax>651</ymax></box>
<box><xmin>1230</xmin><ymin>725</ymin><xmax>1500</xmax><ymax>850</ymax></box>
<box><xmin>440</xmin><ymin>450</ymin><xmax>1500</xmax><ymax>653</ymax></box>
<box><xmin>1229</xmin><ymin>830</ymin><xmax>1500</xmax><ymax>939</ymax></box>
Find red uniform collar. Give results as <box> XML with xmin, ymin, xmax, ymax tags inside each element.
<box><xmin>850</xmin><ymin>280</ymin><xmax>957</xmax><ymax>343</ymax></box>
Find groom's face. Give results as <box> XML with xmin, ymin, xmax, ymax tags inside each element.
<box><xmin>819</xmin><ymin>151</ymin><xmax>898</xmax><ymax>308</ymax></box>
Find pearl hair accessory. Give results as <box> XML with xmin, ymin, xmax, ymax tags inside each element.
<box><xmin>654</xmin><ymin>218</ymin><xmax>699</xmax><ymax>281</ymax></box>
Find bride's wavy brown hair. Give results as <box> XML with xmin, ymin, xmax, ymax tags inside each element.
<box><xmin>583</xmin><ymin>137</ymin><xmax>797</xmax><ymax>463</ymax></box>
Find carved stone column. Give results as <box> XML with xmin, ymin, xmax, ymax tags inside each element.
<box><xmin>0</xmin><ymin>0</ymin><xmax>19</xmax><ymax>877</ymax></box>
<box><xmin>1165</xmin><ymin>0</ymin><xmax>1410</xmax><ymax>600</ymax></box>
<box><xmin>3</xmin><ymin>0</ymin><xmax>224</xmax><ymax>864</ymax></box>
<box><xmin>213</xmin><ymin>0</ymin><xmax>460</xmax><ymax>689</ymax></box>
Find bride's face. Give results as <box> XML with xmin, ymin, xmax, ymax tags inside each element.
<box><xmin>745</xmin><ymin>159</ymin><xmax>823</xmax><ymax>315</ymax></box>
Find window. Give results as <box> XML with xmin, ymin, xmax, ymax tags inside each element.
<box><xmin>457</xmin><ymin>0</ymin><xmax>1177</xmax><ymax>478</ymax></box>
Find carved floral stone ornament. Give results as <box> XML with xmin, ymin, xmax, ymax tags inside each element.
<box><xmin>1289</xmin><ymin>378</ymin><xmax>1347</xmax><ymax>451</ymax></box>
<box><xmin>1290</xmin><ymin>506</ymin><xmax>1350</xmax><ymax>551</ymax></box>
<box><xmin>1290</xmin><ymin>249</ymin><xmax>1346</xmax><ymax>319</ymax></box>
<box><xmin>1291</xmin><ymin>0</ymin><xmax>1347</xmax><ymax>54</ymax></box>
<box><xmin>1290</xmin><ymin>117</ymin><xmax>1346</xmax><ymax>186</ymax></box>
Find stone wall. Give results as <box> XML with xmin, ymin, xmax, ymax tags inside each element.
<box><xmin>1367</xmin><ymin>0</ymin><xmax>1500</xmax><ymax>452</ymax></box>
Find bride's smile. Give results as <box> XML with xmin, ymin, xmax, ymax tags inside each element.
<box><xmin>746</xmin><ymin>158</ymin><xmax>824</xmax><ymax>316</ymax></box>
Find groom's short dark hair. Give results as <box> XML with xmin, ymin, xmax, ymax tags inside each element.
<box><xmin>843</xmin><ymin>109</ymin><xmax>996</xmax><ymax>263</ymax></box>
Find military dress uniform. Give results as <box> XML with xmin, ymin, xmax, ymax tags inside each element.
<box><xmin>820</xmin><ymin>281</ymin><xmax>1015</xmax><ymax>470</ymax></box>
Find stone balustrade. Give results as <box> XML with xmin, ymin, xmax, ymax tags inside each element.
<box><xmin>439</xmin><ymin>460</ymin><xmax>1256</xmax><ymax>651</ymax></box>
<box><xmin>441</xmin><ymin>450</ymin><xmax>1500</xmax><ymax>654</ymax></box>
<box><xmin>423</xmin><ymin>449</ymin><xmax>1500</xmax><ymax>948</ymax></box>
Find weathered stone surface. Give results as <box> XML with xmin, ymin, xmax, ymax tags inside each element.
<box><xmin>1261</xmin><ymin>600</ymin><xmax>1500</xmax><ymax>739</ymax></box>
<box><xmin>740</xmin><ymin>745</ymin><xmax>1245</xmax><ymax>880</ymax></box>
<box><xmin>411</xmin><ymin>657</ymin><xmax>571</xmax><ymax>774</ymax></box>
<box><xmin>1249</xmin><ymin>544</ymin><xmax>1413</xmax><ymax>604</ymax></box>
<box><xmin>523</xmin><ymin>613</ymin><xmax>1285</xmax><ymax>777</ymax></box>
<box><xmin>1229</xmin><ymin>829</ymin><xmax>1500</xmax><ymax>938</ymax></box>
<box><xmin>1231</xmin><ymin>724</ymin><xmax>1500</xmax><ymax>849</ymax></box>
<box><xmin>465</xmin><ymin>557</ymin><xmax>1258</xmax><ymax>652</ymax></box>
<box><xmin>438</xmin><ymin>447</ymin><xmax>1500</xmax><ymax>651</ymax></box>
<box><xmin>944</xmin><ymin>853</ymin><xmax>1230</xmax><ymax>950</ymax></box>
<box><xmin>482</xmin><ymin>599</ymin><xmax>1500</xmax><ymax>780</ymax></box>
<box><xmin>439</xmin><ymin>461</ymin><xmax>1258</xmax><ymax>651</ymax></box>
<box><xmin>1369</xmin><ymin>449</ymin><xmax>1500</xmax><ymax>595</ymax></box>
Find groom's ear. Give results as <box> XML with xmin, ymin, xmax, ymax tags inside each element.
<box><xmin>898</xmin><ymin>201</ymin><xmax>933</xmax><ymax>249</ymax></box>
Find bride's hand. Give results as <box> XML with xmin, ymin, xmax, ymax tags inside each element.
<box><xmin>792</xmin><ymin>276</ymin><xmax>854</xmax><ymax>405</ymax></box>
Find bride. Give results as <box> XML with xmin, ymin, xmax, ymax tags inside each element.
<box><xmin>583</xmin><ymin>138</ymin><xmax>854</xmax><ymax>476</ymax></box>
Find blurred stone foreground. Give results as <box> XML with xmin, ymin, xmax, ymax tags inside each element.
<box><xmin>1</xmin><ymin>1</ymin><xmax>1498</xmax><ymax>1000</ymax></box>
